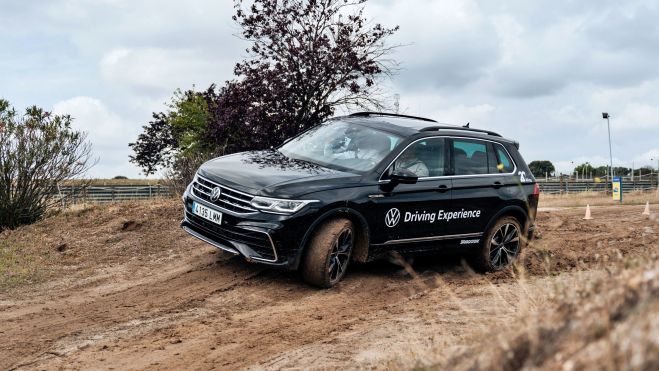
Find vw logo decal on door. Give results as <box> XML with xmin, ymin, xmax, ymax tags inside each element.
<box><xmin>210</xmin><ymin>187</ymin><xmax>222</xmax><ymax>202</ymax></box>
<box><xmin>385</xmin><ymin>208</ymin><xmax>400</xmax><ymax>228</ymax></box>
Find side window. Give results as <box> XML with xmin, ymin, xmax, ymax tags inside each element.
<box><xmin>495</xmin><ymin>144</ymin><xmax>514</xmax><ymax>173</ymax></box>
<box><xmin>487</xmin><ymin>143</ymin><xmax>499</xmax><ymax>173</ymax></box>
<box><xmin>452</xmin><ymin>139</ymin><xmax>488</xmax><ymax>175</ymax></box>
<box><xmin>390</xmin><ymin>138</ymin><xmax>446</xmax><ymax>178</ymax></box>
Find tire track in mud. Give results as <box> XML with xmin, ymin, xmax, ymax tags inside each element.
<box><xmin>26</xmin><ymin>264</ymin><xmax>515</xmax><ymax>370</ymax></box>
<box><xmin>1</xmin><ymin>252</ymin><xmax>269</xmax><ymax>370</ymax></box>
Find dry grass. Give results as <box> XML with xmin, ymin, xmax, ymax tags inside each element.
<box><xmin>540</xmin><ymin>189</ymin><xmax>658</xmax><ymax>208</ymax></box>
<box><xmin>0</xmin><ymin>199</ymin><xmax>183</xmax><ymax>293</ymax></box>
<box><xmin>394</xmin><ymin>206</ymin><xmax>659</xmax><ymax>371</ymax></box>
<box><xmin>423</xmin><ymin>261</ymin><xmax>659</xmax><ymax>371</ymax></box>
<box><xmin>375</xmin><ymin>202</ymin><xmax>659</xmax><ymax>370</ymax></box>
<box><xmin>0</xmin><ymin>239</ymin><xmax>45</xmax><ymax>290</ymax></box>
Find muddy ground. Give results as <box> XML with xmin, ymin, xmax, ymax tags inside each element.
<box><xmin>0</xmin><ymin>200</ymin><xmax>657</xmax><ymax>370</ymax></box>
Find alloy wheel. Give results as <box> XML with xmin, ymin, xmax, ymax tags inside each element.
<box><xmin>328</xmin><ymin>229</ymin><xmax>353</xmax><ymax>283</ymax></box>
<box><xmin>489</xmin><ymin>223</ymin><xmax>520</xmax><ymax>269</ymax></box>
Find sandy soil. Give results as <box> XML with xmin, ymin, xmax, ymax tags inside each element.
<box><xmin>0</xmin><ymin>200</ymin><xmax>657</xmax><ymax>370</ymax></box>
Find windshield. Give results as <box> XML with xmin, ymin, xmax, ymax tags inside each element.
<box><xmin>279</xmin><ymin>120</ymin><xmax>403</xmax><ymax>172</ymax></box>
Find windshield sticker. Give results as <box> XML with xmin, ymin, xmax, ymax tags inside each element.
<box><xmin>386</xmin><ymin>208</ymin><xmax>481</xmax><ymax>227</ymax></box>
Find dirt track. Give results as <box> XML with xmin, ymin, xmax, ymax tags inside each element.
<box><xmin>1</xmin><ymin>201</ymin><xmax>657</xmax><ymax>370</ymax></box>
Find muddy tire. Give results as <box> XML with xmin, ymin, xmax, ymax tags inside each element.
<box><xmin>471</xmin><ymin>216</ymin><xmax>524</xmax><ymax>272</ymax></box>
<box><xmin>302</xmin><ymin>219</ymin><xmax>355</xmax><ymax>288</ymax></box>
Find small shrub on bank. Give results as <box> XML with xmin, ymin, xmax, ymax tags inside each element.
<box><xmin>0</xmin><ymin>99</ymin><xmax>94</xmax><ymax>231</ymax></box>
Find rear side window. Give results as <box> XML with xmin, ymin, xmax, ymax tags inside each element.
<box><xmin>495</xmin><ymin>144</ymin><xmax>514</xmax><ymax>173</ymax></box>
<box><xmin>452</xmin><ymin>139</ymin><xmax>488</xmax><ymax>175</ymax></box>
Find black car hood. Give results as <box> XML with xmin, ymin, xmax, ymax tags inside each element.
<box><xmin>197</xmin><ymin>150</ymin><xmax>363</xmax><ymax>197</ymax></box>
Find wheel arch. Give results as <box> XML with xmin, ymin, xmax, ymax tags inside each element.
<box><xmin>484</xmin><ymin>205</ymin><xmax>529</xmax><ymax>235</ymax></box>
<box><xmin>292</xmin><ymin>206</ymin><xmax>371</xmax><ymax>270</ymax></box>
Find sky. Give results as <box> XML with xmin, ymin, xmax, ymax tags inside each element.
<box><xmin>1</xmin><ymin>0</ymin><xmax>658</xmax><ymax>178</ymax></box>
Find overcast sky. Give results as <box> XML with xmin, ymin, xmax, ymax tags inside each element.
<box><xmin>2</xmin><ymin>0</ymin><xmax>658</xmax><ymax>178</ymax></box>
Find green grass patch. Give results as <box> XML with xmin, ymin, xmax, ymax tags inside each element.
<box><xmin>0</xmin><ymin>240</ymin><xmax>41</xmax><ymax>291</ymax></box>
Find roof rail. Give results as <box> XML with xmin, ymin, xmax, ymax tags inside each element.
<box><xmin>419</xmin><ymin>126</ymin><xmax>502</xmax><ymax>137</ymax></box>
<box><xmin>349</xmin><ymin>111</ymin><xmax>437</xmax><ymax>123</ymax></box>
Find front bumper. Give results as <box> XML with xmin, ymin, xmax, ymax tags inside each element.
<box><xmin>180</xmin><ymin>185</ymin><xmax>314</xmax><ymax>268</ymax></box>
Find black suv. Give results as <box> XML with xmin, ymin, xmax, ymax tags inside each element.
<box><xmin>181</xmin><ymin>112</ymin><xmax>539</xmax><ymax>287</ymax></box>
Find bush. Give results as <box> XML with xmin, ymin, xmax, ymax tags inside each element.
<box><xmin>164</xmin><ymin>151</ymin><xmax>218</xmax><ymax>196</ymax></box>
<box><xmin>0</xmin><ymin>99</ymin><xmax>94</xmax><ymax>231</ymax></box>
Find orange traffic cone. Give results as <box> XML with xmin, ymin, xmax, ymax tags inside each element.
<box><xmin>583</xmin><ymin>204</ymin><xmax>593</xmax><ymax>220</ymax></box>
<box><xmin>642</xmin><ymin>201</ymin><xmax>651</xmax><ymax>216</ymax></box>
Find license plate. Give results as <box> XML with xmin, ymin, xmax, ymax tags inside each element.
<box><xmin>192</xmin><ymin>202</ymin><xmax>223</xmax><ymax>225</ymax></box>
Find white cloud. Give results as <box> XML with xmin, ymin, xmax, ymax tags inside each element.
<box><xmin>632</xmin><ymin>149</ymin><xmax>659</xmax><ymax>169</ymax></box>
<box><xmin>2</xmin><ymin>0</ymin><xmax>659</xmax><ymax>179</ymax></box>
<box><xmin>99</xmin><ymin>47</ymin><xmax>228</xmax><ymax>95</ymax></box>
<box><xmin>52</xmin><ymin>96</ymin><xmax>142</xmax><ymax>178</ymax></box>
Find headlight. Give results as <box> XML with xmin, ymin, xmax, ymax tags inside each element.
<box><xmin>250</xmin><ymin>196</ymin><xmax>317</xmax><ymax>214</ymax></box>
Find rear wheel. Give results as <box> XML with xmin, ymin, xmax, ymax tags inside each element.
<box><xmin>302</xmin><ymin>219</ymin><xmax>354</xmax><ymax>288</ymax></box>
<box><xmin>471</xmin><ymin>216</ymin><xmax>523</xmax><ymax>272</ymax></box>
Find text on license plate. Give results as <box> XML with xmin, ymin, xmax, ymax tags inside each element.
<box><xmin>192</xmin><ymin>202</ymin><xmax>222</xmax><ymax>225</ymax></box>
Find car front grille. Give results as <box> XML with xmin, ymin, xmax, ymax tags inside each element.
<box><xmin>192</xmin><ymin>175</ymin><xmax>257</xmax><ymax>214</ymax></box>
<box><xmin>185</xmin><ymin>211</ymin><xmax>276</xmax><ymax>261</ymax></box>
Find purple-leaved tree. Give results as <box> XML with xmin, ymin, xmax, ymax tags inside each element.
<box><xmin>130</xmin><ymin>0</ymin><xmax>399</xmax><ymax>176</ymax></box>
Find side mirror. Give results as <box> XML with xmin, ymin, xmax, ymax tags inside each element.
<box><xmin>390</xmin><ymin>168</ymin><xmax>418</xmax><ymax>185</ymax></box>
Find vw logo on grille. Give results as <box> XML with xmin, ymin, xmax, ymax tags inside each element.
<box><xmin>210</xmin><ymin>187</ymin><xmax>222</xmax><ymax>202</ymax></box>
<box><xmin>385</xmin><ymin>208</ymin><xmax>400</xmax><ymax>228</ymax></box>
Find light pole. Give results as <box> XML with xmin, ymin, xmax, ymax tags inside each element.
<box><xmin>602</xmin><ymin>112</ymin><xmax>614</xmax><ymax>187</ymax></box>
<box><xmin>571</xmin><ymin>161</ymin><xmax>574</xmax><ymax>180</ymax></box>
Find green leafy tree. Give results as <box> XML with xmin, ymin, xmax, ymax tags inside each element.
<box><xmin>129</xmin><ymin>86</ymin><xmax>214</xmax><ymax>175</ymax></box>
<box><xmin>638</xmin><ymin>166</ymin><xmax>654</xmax><ymax>176</ymax></box>
<box><xmin>612</xmin><ymin>167</ymin><xmax>630</xmax><ymax>176</ymax></box>
<box><xmin>528</xmin><ymin>160</ymin><xmax>555</xmax><ymax>177</ymax></box>
<box><xmin>574</xmin><ymin>162</ymin><xmax>595</xmax><ymax>177</ymax></box>
<box><xmin>594</xmin><ymin>166</ymin><xmax>609</xmax><ymax>177</ymax></box>
<box><xmin>167</xmin><ymin>88</ymin><xmax>211</xmax><ymax>154</ymax></box>
<box><xmin>0</xmin><ymin>99</ymin><xmax>94</xmax><ymax>230</ymax></box>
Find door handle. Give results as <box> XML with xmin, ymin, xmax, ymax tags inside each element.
<box><xmin>492</xmin><ymin>181</ymin><xmax>503</xmax><ymax>189</ymax></box>
<box><xmin>437</xmin><ymin>184</ymin><xmax>451</xmax><ymax>193</ymax></box>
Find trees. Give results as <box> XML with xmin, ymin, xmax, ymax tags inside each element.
<box><xmin>227</xmin><ymin>0</ymin><xmax>398</xmax><ymax>143</ymax></box>
<box><xmin>612</xmin><ymin>167</ymin><xmax>631</xmax><ymax>176</ymax></box>
<box><xmin>573</xmin><ymin>162</ymin><xmax>595</xmax><ymax>177</ymax></box>
<box><xmin>0</xmin><ymin>99</ymin><xmax>94</xmax><ymax>230</ymax></box>
<box><xmin>528</xmin><ymin>160</ymin><xmax>555</xmax><ymax>177</ymax></box>
<box><xmin>129</xmin><ymin>87</ymin><xmax>215</xmax><ymax>176</ymax></box>
<box><xmin>130</xmin><ymin>0</ymin><xmax>399</xmax><ymax>176</ymax></box>
<box><xmin>638</xmin><ymin>166</ymin><xmax>654</xmax><ymax>176</ymax></box>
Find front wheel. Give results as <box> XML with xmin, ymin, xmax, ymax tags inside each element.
<box><xmin>471</xmin><ymin>216</ymin><xmax>524</xmax><ymax>272</ymax></box>
<box><xmin>302</xmin><ymin>219</ymin><xmax>355</xmax><ymax>288</ymax></box>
